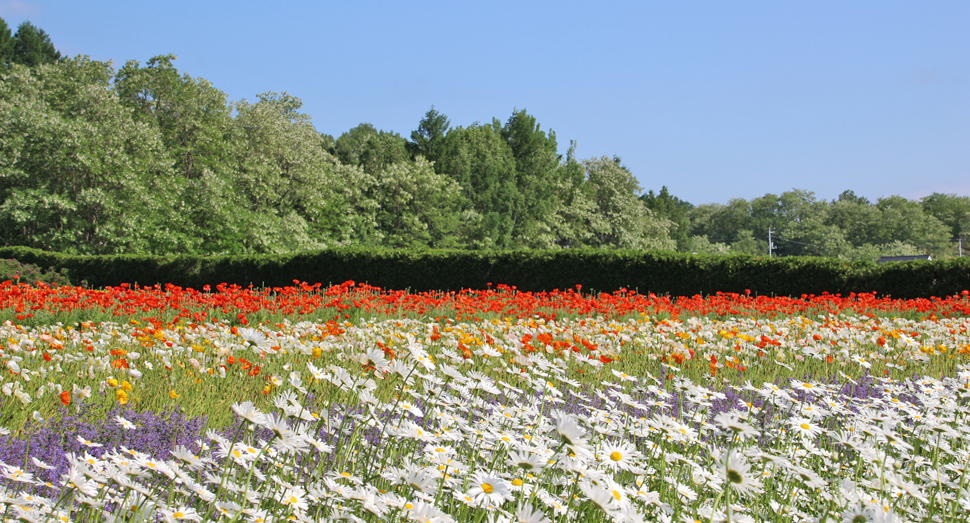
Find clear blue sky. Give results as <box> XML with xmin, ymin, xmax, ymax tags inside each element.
<box><xmin>3</xmin><ymin>0</ymin><xmax>968</xmax><ymax>205</ymax></box>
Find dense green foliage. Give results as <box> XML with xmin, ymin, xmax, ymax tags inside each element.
<box><xmin>1</xmin><ymin>17</ymin><xmax>967</xmax><ymax>262</ymax></box>
<box><xmin>1</xmin><ymin>247</ymin><xmax>967</xmax><ymax>299</ymax></box>
<box><xmin>675</xmin><ymin>189</ymin><xmax>969</xmax><ymax>260</ymax></box>
<box><xmin>0</xmin><ymin>51</ymin><xmax>672</xmax><ymax>254</ymax></box>
<box><xmin>0</xmin><ymin>19</ymin><xmax>60</xmax><ymax>68</ymax></box>
<box><xmin>0</xmin><ymin>258</ymin><xmax>73</xmax><ymax>286</ymax></box>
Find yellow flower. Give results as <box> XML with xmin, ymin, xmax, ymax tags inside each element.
<box><xmin>116</xmin><ymin>389</ymin><xmax>129</xmax><ymax>405</ymax></box>
<box><xmin>169</xmin><ymin>389</ymin><xmax>180</xmax><ymax>399</ymax></box>
<box><xmin>121</xmin><ymin>380</ymin><xmax>133</xmax><ymax>392</ymax></box>
<box><xmin>107</xmin><ymin>378</ymin><xmax>119</xmax><ymax>388</ymax></box>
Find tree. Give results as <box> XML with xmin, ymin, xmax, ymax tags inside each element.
<box><xmin>0</xmin><ymin>18</ymin><xmax>13</xmax><ymax>67</ymax></box>
<box><xmin>11</xmin><ymin>21</ymin><xmax>60</xmax><ymax>67</ymax></box>
<box><xmin>641</xmin><ymin>186</ymin><xmax>694</xmax><ymax>251</ymax></box>
<box><xmin>747</xmin><ymin>190</ymin><xmax>826</xmax><ymax>255</ymax></box>
<box><xmin>370</xmin><ymin>157</ymin><xmax>465</xmax><ymax>248</ymax></box>
<box><xmin>549</xmin><ymin>141</ymin><xmax>598</xmax><ymax>248</ymax></box>
<box><xmin>844</xmin><ymin>241</ymin><xmax>922</xmax><ymax>263</ymax></box>
<box><xmin>115</xmin><ymin>55</ymin><xmax>234</xmax><ymax>179</ymax></box>
<box><xmin>688</xmin><ymin>199</ymin><xmax>752</xmax><ymax>245</ymax></box>
<box><xmin>114</xmin><ymin>55</ymin><xmax>240</xmax><ymax>253</ymax></box>
<box><xmin>836</xmin><ymin>189</ymin><xmax>870</xmax><ymax>206</ymax></box>
<box><xmin>756</xmin><ymin>190</ymin><xmax>830</xmax><ymax>256</ymax></box>
<box><xmin>436</xmin><ymin>123</ymin><xmax>519</xmax><ymax>248</ymax></box>
<box><xmin>407</xmin><ymin>106</ymin><xmax>450</xmax><ymax>166</ymax></box>
<box><xmin>333</xmin><ymin>123</ymin><xmax>409</xmax><ymax>174</ymax></box>
<box><xmin>920</xmin><ymin>192</ymin><xmax>970</xmax><ymax>242</ymax></box>
<box><xmin>825</xmin><ymin>198</ymin><xmax>883</xmax><ymax>247</ymax></box>
<box><xmin>0</xmin><ymin>58</ymin><xmax>180</xmax><ymax>254</ymax></box>
<box><xmin>498</xmin><ymin>109</ymin><xmax>566</xmax><ymax>246</ymax></box>
<box><xmin>731</xmin><ymin>229</ymin><xmax>765</xmax><ymax>256</ymax></box>
<box><xmin>872</xmin><ymin>196</ymin><xmax>950</xmax><ymax>255</ymax></box>
<box><xmin>581</xmin><ymin>156</ymin><xmax>675</xmax><ymax>250</ymax></box>
<box><xmin>230</xmin><ymin>92</ymin><xmax>341</xmax><ymax>252</ymax></box>
<box><xmin>777</xmin><ymin>215</ymin><xmax>851</xmax><ymax>258</ymax></box>
<box><xmin>333</xmin><ymin>123</ymin><xmax>377</xmax><ymax>166</ymax></box>
<box><xmin>684</xmin><ymin>235</ymin><xmax>731</xmax><ymax>255</ymax></box>
<box><xmin>501</xmin><ymin>109</ymin><xmax>561</xmax><ymax>179</ymax></box>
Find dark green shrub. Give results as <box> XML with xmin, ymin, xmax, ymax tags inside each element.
<box><xmin>0</xmin><ymin>258</ymin><xmax>75</xmax><ymax>286</ymax></box>
<box><xmin>0</xmin><ymin>246</ymin><xmax>965</xmax><ymax>298</ymax></box>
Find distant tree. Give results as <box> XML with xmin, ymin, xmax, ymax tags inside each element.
<box><xmin>498</xmin><ymin>109</ymin><xmax>569</xmax><ymax>247</ymax></box>
<box><xmin>825</xmin><ymin>198</ymin><xmax>882</xmax><ymax>247</ymax></box>
<box><xmin>684</xmin><ymin>235</ymin><xmax>731</xmax><ymax>255</ymax></box>
<box><xmin>835</xmin><ymin>189</ymin><xmax>870</xmax><ymax>206</ymax></box>
<box><xmin>436</xmin><ymin>123</ymin><xmax>519</xmax><ymax>248</ymax></box>
<box><xmin>873</xmin><ymin>196</ymin><xmax>950</xmax><ymax>255</ymax></box>
<box><xmin>920</xmin><ymin>192</ymin><xmax>970</xmax><ymax>241</ymax></box>
<box><xmin>231</xmin><ymin>92</ymin><xmax>345</xmax><ymax>252</ymax></box>
<box><xmin>115</xmin><ymin>55</ymin><xmax>234</xmax><ymax>179</ymax></box>
<box><xmin>501</xmin><ymin>109</ymin><xmax>561</xmax><ymax>179</ymax></box>
<box><xmin>333</xmin><ymin>123</ymin><xmax>409</xmax><ymax>174</ymax></box>
<box><xmin>0</xmin><ymin>18</ymin><xmax>13</xmax><ymax>67</ymax></box>
<box><xmin>370</xmin><ymin>157</ymin><xmax>465</xmax><ymax>248</ymax></box>
<box><xmin>318</xmin><ymin>132</ymin><xmax>336</xmax><ymax>154</ymax></box>
<box><xmin>844</xmin><ymin>241</ymin><xmax>922</xmax><ymax>263</ymax></box>
<box><xmin>11</xmin><ymin>21</ymin><xmax>60</xmax><ymax>67</ymax></box>
<box><xmin>407</xmin><ymin>106</ymin><xmax>450</xmax><ymax>166</ymax></box>
<box><xmin>777</xmin><ymin>215</ymin><xmax>852</xmax><ymax>257</ymax></box>
<box><xmin>747</xmin><ymin>190</ymin><xmax>826</xmax><ymax>255</ymax></box>
<box><xmin>757</xmin><ymin>190</ymin><xmax>829</xmax><ymax>256</ymax></box>
<box><xmin>333</xmin><ymin>123</ymin><xmax>378</xmax><ymax>166</ymax></box>
<box><xmin>688</xmin><ymin>199</ymin><xmax>752</xmax><ymax>245</ymax></box>
<box><xmin>641</xmin><ymin>186</ymin><xmax>693</xmax><ymax>250</ymax></box>
<box><xmin>730</xmin><ymin>229</ymin><xmax>765</xmax><ymax>256</ymax></box>
<box><xmin>549</xmin><ymin>141</ymin><xmax>598</xmax><ymax>248</ymax></box>
<box><xmin>582</xmin><ymin>156</ymin><xmax>674</xmax><ymax>250</ymax></box>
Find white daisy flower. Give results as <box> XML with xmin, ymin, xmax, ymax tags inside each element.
<box><xmin>598</xmin><ymin>440</ymin><xmax>643</xmax><ymax>472</ymax></box>
<box><xmin>466</xmin><ymin>471</ymin><xmax>511</xmax><ymax>507</ymax></box>
<box><xmin>717</xmin><ymin>451</ymin><xmax>762</xmax><ymax>497</ymax></box>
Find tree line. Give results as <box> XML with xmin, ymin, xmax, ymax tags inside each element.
<box><xmin>1</xmin><ymin>18</ymin><xmax>967</xmax><ymax>260</ymax></box>
<box><xmin>644</xmin><ymin>188</ymin><xmax>969</xmax><ymax>260</ymax></box>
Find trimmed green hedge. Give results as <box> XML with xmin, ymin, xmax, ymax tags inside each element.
<box><xmin>0</xmin><ymin>246</ymin><xmax>967</xmax><ymax>299</ymax></box>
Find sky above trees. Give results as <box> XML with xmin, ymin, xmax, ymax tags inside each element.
<box><xmin>1</xmin><ymin>0</ymin><xmax>967</xmax><ymax>205</ymax></box>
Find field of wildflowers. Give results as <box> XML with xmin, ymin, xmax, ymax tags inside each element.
<box><xmin>1</xmin><ymin>280</ymin><xmax>970</xmax><ymax>523</ymax></box>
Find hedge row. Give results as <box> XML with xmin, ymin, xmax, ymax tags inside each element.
<box><xmin>0</xmin><ymin>246</ymin><xmax>967</xmax><ymax>299</ymax></box>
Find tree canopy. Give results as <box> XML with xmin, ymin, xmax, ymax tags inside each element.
<box><xmin>1</xmin><ymin>19</ymin><xmax>61</xmax><ymax>68</ymax></box>
<box><xmin>0</xmin><ymin>17</ymin><xmax>964</xmax><ymax>261</ymax></box>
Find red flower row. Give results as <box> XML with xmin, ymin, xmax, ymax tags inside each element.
<box><xmin>1</xmin><ymin>280</ymin><xmax>968</xmax><ymax>322</ymax></box>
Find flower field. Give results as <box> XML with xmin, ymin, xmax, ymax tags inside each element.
<box><xmin>2</xmin><ymin>282</ymin><xmax>970</xmax><ymax>522</ymax></box>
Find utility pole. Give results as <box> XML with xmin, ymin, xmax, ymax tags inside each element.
<box><xmin>768</xmin><ymin>227</ymin><xmax>774</xmax><ymax>258</ymax></box>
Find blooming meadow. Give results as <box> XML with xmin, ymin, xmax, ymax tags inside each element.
<box><xmin>2</xmin><ymin>282</ymin><xmax>970</xmax><ymax>523</ymax></box>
